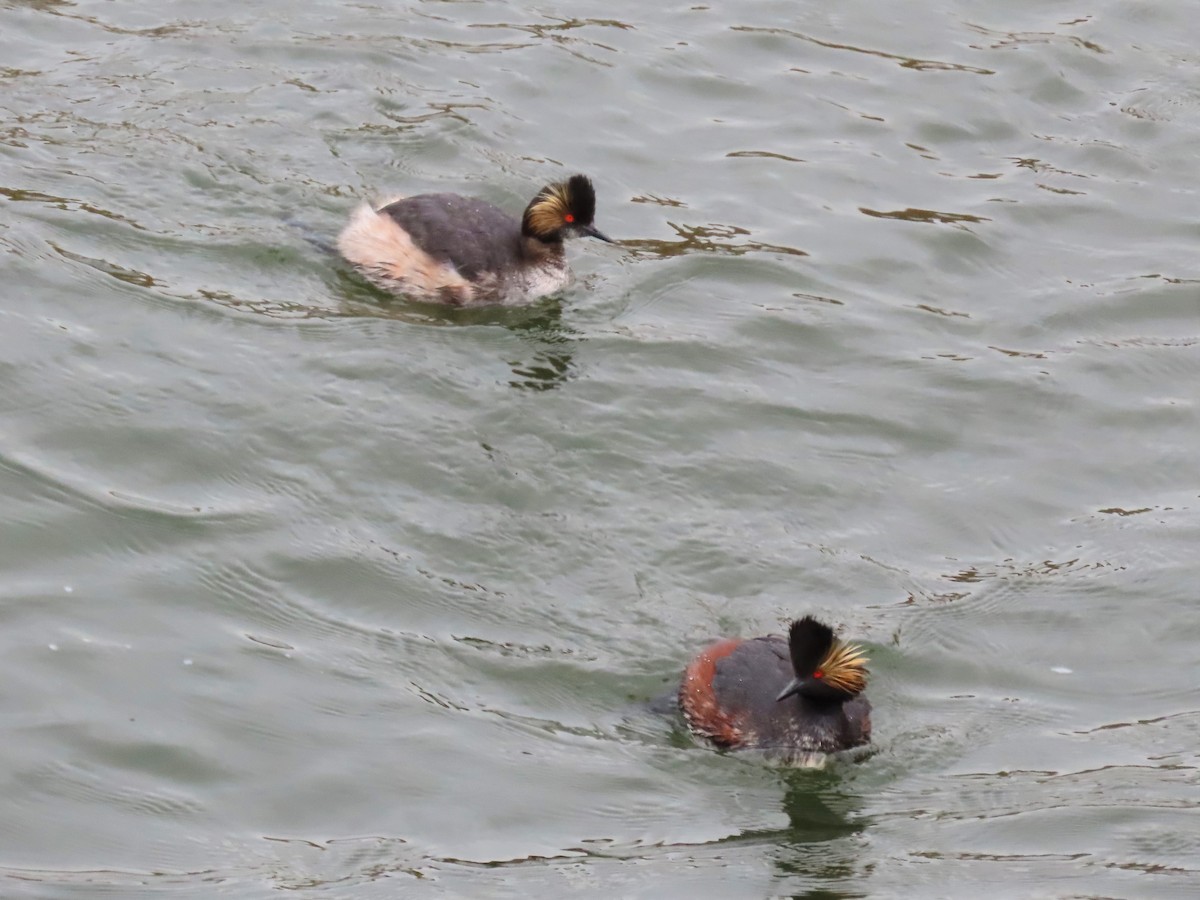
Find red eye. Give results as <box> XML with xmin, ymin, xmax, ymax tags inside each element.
<box><xmin>564</xmin><ymin>213</ymin><xmax>575</xmax><ymax>223</ymax></box>
<box><xmin>814</xmin><ymin>669</ymin><xmax>824</xmax><ymax>679</ymax></box>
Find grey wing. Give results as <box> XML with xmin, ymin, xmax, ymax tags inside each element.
<box><xmin>710</xmin><ymin>636</ymin><xmax>793</xmax><ymax>723</ymax></box>
<box><xmin>380</xmin><ymin>195</ymin><xmax>523</xmax><ymax>281</ymax></box>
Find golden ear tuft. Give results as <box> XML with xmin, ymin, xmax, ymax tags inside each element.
<box><xmin>817</xmin><ymin>639</ymin><xmax>869</xmax><ymax>695</ymax></box>
<box><xmin>522</xmin><ymin>182</ymin><xmax>573</xmax><ymax>239</ymax></box>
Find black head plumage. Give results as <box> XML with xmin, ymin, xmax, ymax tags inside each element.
<box><xmin>777</xmin><ymin>616</ymin><xmax>869</xmax><ymax>704</ymax></box>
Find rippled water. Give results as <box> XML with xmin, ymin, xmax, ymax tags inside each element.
<box><xmin>2</xmin><ymin>0</ymin><xmax>1198</xmax><ymax>896</ymax></box>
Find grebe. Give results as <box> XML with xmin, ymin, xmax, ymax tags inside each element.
<box><xmin>679</xmin><ymin>616</ymin><xmax>871</xmax><ymax>765</ymax></box>
<box><xmin>337</xmin><ymin>173</ymin><xmax>612</xmax><ymax>305</ymax></box>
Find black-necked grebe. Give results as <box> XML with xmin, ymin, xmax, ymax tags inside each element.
<box><xmin>679</xmin><ymin>616</ymin><xmax>871</xmax><ymax>765</ymax></box>
<box><xmin>337</xmin><ymin>173</ymin><xmax>612</xmax><ymax>305</ymax></box>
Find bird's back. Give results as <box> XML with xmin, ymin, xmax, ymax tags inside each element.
<box><xmin>379</xmin><ymin>193</ymin><xmax>525</xmax><ymax>282</ymax></box>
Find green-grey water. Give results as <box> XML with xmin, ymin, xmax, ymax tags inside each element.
<box><xmin>2</xmin><ymin>0</ymin><xmax>1198</xmax><ymax>897</ymax></box>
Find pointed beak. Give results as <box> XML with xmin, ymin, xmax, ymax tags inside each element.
<box><xmin>776</xmin><ymin>677</ymin><xmax>803</xmax><ymax>703</ymax></box>
<box><xmin>581</xmin><ymin>224</ymin><xmax>614</xmax><ymax>243</ymax></box>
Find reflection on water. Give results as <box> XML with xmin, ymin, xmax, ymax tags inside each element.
<box><xmin>777</xmin><ymin>772</ymin><xmax>865</xmax><ymax>844</ymax></box>
<box><xmin>858</xmin><ymin>206</ymin><xmax>990</xmax><ymax>226</ymax></box>
<box><xmin>623</xmin><ymin>221</ymin><xmax>808</xmax><ymax>260</ymax></box>
<box><xmin>773</xmin><ymin>777</ymin><xmax>868</xmax><ymax>898</ymax></box>
<box><xmin>335</xmin><ymin>287</ymin><xmax>581</xmax><ymax>391</ymax></box>
<box><xmin>713</xmin><ymin>772</ymin><xmax>868</xmax><ymax>898</ymax></box>
<box><xmin>504</xmin><ymin>305</ymin><xmax>578</xmax><ymax>391</ymax></box>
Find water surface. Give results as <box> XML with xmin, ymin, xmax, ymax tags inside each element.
<box><xmin>2</xmin><ymin>0</ymin><xmax>1198</xmax><ymax>896</ymax></box>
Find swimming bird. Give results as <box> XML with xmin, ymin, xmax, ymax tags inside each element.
<box><xmin>337</xmin><ymin>174</ymin><xmax>612</xmax><ymax>305</ymax></box>
<box><xmin>679</xmin><ymin>616</ymin><xmax>871</xmax><ymax>765</ymax></box>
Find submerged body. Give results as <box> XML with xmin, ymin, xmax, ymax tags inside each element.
<box><xmin>680</xmin><ymin>617</ymin><xmax>871</xmax><ymax>766</ymax></box>
<box><xmin>337</xmin><ymin>174</ymin><xmax>611</xmax><ymax>306</ymax></box>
